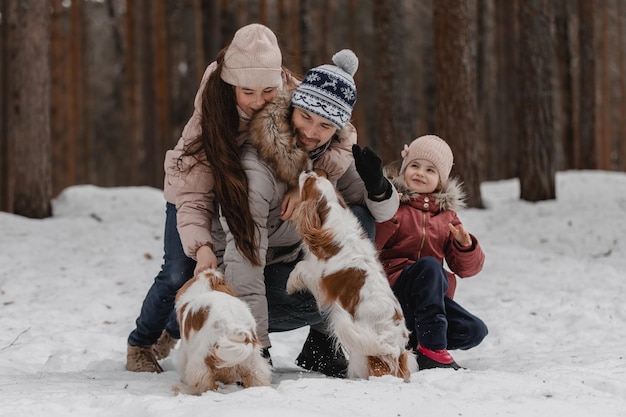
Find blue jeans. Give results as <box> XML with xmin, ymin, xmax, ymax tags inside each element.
<box><xmin>128</xmin><ymin>203</ymin><xmax>377</xmax><ymax>346</ymax></box>
<box><xmin>392</xmin><ymin>256</ymin><xmax>488</xmax><ymax>351</ymax></box>
<box><xmin>128</xmin><ymin>203</ymin><xmax>196</xmax><ymax>346</ymax></box>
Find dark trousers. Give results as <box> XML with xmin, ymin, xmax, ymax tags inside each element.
<box><xmin>392</xmin><ymin>256</ymin><xmax>488</xmax><ymax>351</ymax></box>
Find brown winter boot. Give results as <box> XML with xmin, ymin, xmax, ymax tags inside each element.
<box><xmin>152</xmin><ymin>330</ymin><xmax>178</xmax><ymax>360</ymax></box>
<box><xmin>126</xmin><ymin>344</ymin><xmax>163</xmax><ymax>373</ymax></box>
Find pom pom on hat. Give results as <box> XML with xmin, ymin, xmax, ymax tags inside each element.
<box><xmin>292</xmin><ymin>49</ymin><xmax>358</xmax><ymax>129</ymax></box>
<box><xmin>220</xmin><ymin>23</ymin><xmax>283</xmax><ymax>88</ymax></box>
<box><xmin>400</xmin><ymin>135</ymin><xmax>454</xmax><ymax>185</ymax></box>
<box><xmin>332</xmin><ymin>49</ymin><xmax>359</xmax><ymax>76</ymax></box>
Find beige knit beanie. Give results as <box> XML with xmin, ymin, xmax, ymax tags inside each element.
<box><xmin>220</xmin><ymin>23</ymin><xmax>283</xmax><ymax>88</ymax></box>
<box><xmin>399</xmin><ymin>135</ymin><xmax>454</xmax><ymax>185</ymax></box>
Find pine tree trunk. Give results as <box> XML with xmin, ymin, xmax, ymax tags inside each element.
<box><xmin>578</xmin><ymin>0</ymin><xmax>596</xmax><ymax>169</ymax></box>
<box><xmin>4</xmin><ymin>0</ymin><xmax>52</xmax><ymax>217</ymax></box>
<box><xmin>373</xmin><ymin>0</ymin><xmax>410</xmax><ymax>164</ymax></box>
<box><xmin>518</xmin><ymin>0</ymin><xmax>556</xmax><ymax>202</ymax></box>
<box><xmin>433</xmin><ymin>0</ymin><xmax>484</xmax><ymax>208</ymax></box>
<box><xmin>554</xmin><ymin>0</ymin><xmax>575</xmax><ymax>170</ymax></box>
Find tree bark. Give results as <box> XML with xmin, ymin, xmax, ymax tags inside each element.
<box><xmin>517</xmin><ymin>0</ymin><xmax>556</xmax><ymax>202</ymax></box>
<box><xmin>554</xmin><ymin>0</ymin><xmax>575</xmax><ymax>170</ymax></box>
<box><xmin>578</xmin><ymin>0</ymin><xmax>596</xmax><ymax>169</ymax></box>
<box><xmin>493</xmin><ymin>0</ymin><xmax>519</xmax><ymax>179</ymax></box>
<box><xmin>4</xmin><ymin>0</ymin><xmax>52</xmax><ymax>217</ymax></box>
<box><xmin>433</xmin><ymin>0</ymin><xmax>484</xmax><ymax>208</ymax></box>
<box><xmin>1</xmin><ymin>0</ymin><xmax>13</xmax><ymax>212</ymax></box>
<box><xmin>373</xmin><ymin>0</ymin><xmax>410</xmax><ymax>164</ymax></box>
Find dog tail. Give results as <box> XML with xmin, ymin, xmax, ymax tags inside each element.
<box><xmin>213</xmin><ymin>330</ymin><xmax>258</xmax><ymax>368</ymax></box>
<box><xmin>330</xmin><ymin>311</ymin><xmax>402</xmax><ymax>357</ymax></box>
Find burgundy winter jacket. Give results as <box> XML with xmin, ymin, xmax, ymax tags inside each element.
<box><xmin>375</xmin><ymin>177</ymin><xmax>485</xmax><ymax>299</ymax></box>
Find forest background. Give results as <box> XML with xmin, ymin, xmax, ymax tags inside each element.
<box><xmin>1</xmin><ymin>0</ymin><xmax>625</xmax><ymax>218</ymax></box>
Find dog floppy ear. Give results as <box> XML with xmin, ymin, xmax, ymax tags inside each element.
<box><xmin>298</xmin><ymin>175</ymin><xmax>320</xmax><ymax>203</ymax></box>
<box><xmin>295</xmin><ymin>175</ymin><xmax>324</xmax><ymax>232</ymax></box>
<box><xmin>206</xmin><ymin>269</ymin><xmax>236</xmax><ymax>296</ymax></box>
<box><xmin>295</xmin><ymin>176</ymin><xmax>341</xmax><ymax>260</ymax></box>
<box><xmin>336</xmin><ymin>188</ymin><xmax>348</xmax><ymax>209</ymax></box>
<box><xmin>312</xmin><ymin>168</ymin><xmax>329</xmax><ymax>179</ymax></box>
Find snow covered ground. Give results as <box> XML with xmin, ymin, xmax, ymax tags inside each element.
<box><xmin>1</xmin><ymin>170</ymin><xmax>625</xmax><ymax>417</ymax></box>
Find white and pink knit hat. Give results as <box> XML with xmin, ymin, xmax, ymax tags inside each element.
<box><xmin>400</xmin><ymin>135</ymin><xmax>454</xmax><ymax>185</ymax></box>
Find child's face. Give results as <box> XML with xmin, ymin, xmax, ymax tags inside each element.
<box><xmin>403</xmin><ymin>159</ymin><xmax>440</xmax><ymax>194</ymax></box>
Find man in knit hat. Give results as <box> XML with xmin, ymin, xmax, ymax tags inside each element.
<box><xmin>252</xmin><ymin>49</ymin><xmax>396</xmax><ymax>226</ymax></box>
<box><xmin>238</xmin><ymin>49</ymin><xmax>401</xmax><ymax>377</ymax></box>
<box><xmin>291</xmin><ymin>48</ymin><xmax>358</xmax><ymax>131</ymax></box>
<box><xmin>375</xmin><ymin>135</ymin><xmax>488</xmax><ymax>370</ymax></box>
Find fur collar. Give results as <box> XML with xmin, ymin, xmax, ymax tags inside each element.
<box><xmin>248</xmin><ymin>92</ymin><xmax>308</xmax><ymax>188</ymax></box>
<box><xmin>248</xmin><ymin>90</ymin><xmax>353</xmax><ymax>188</ymax></box>
<box><xmin>390</xmin><ymin>175</ymin><xmax>467</xmax><ymax>212</ymax></box>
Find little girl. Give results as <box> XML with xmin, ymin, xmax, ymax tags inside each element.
<box><xmin>375</xmin><ymin>135</ymin><xmax>488</xmax><ymax>370</ymax></box>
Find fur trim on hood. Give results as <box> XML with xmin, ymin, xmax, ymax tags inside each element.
<box><xmin>390</xmin><ymin>174</ymin><xmax>467</xmax><ymax>212</ymax></box>
<box><xmin>248</xmin><ymin>91</ymin><xmax>309</xmax><ymax>188</ymax></box>
<box><xmin>248</xmin><ymin>89</ymin><xmax>354</xmax><ymax>188</ymax></box>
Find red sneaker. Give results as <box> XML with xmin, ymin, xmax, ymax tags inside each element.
<box><xmin>416</xmin><ymin>345</ymin><xmax>461</xmax><ymax>370</ymax></box>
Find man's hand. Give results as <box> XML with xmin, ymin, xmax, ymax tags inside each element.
<box><xmin>352</xmin><ymin>144</ymin><xmax>389</xmax><ymax>196</ymax></box>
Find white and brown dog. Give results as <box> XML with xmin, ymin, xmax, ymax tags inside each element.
<box><xmin>287</xmin><ymin>170</ymin><xmax>417</xmax><ymax>381</ymax></box>
<box><xmin>173</xmin><ymin>268</ymin><xmax>272</xmax><ymax>395</ymax></box>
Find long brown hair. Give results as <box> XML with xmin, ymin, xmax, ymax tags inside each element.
<box><xmin>183</xmin><ymin>47</ymin><xmax>261</xmax><ymax>266</ymax></box>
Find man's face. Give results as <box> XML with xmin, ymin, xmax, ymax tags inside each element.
<box><xmin>291</xmin><ymin>107</ymin><xmax>337</xmax><ymax>152</ymax></box>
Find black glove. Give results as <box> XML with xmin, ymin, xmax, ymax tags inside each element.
<box><xmin>352</xmin><ymin>144</ymin><xmax>390</xmax><ymax>197</ymax></box>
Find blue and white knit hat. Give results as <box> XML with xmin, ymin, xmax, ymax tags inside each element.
<box><xmin>292</xmin><ymin>49</ymin><xmax>358</xmax><ymax>129</ymax></box>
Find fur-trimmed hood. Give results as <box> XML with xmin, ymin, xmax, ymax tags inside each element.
<box><xmin>390</xmin><ymin>175</ymin><xmax>467</xmax><ymax>212</ymax></box>
<box><xmin>248</xmin><ymin>90</ymin><xmax>356</xmax><ymax>188</ymax></box>
<box><xmin>248</xmin><ymin>91</ymin><xmax>308</xmax><ymax>188</ymax></box>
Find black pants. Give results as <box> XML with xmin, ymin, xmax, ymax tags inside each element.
<box><xmin>392</xmin><ymin>256</ymin><xmax>488</xmax><ymax>351</ymax></box>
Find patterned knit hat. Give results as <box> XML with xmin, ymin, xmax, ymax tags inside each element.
<box><xmin>220</xmin><ymin>24</ymin><xmax>283</xmax><ymax>88</ymax></box>
<box><xmin>292</xmin><ymin>49</ymin><xmax>358</xmax><ymax>129</ymax></box>
<box><xmin>400</xmin><ymin>135</ymin><xmax>454</xmax><ymax>185</ymax></box>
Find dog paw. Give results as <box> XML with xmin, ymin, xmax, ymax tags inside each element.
<box><xmin>285</xmin><ymin>276</ymin><xmax>302</xmax><ymax>294</ymax></box>
<box><xmin>172</xmin><ymin>383</ymin><xmax>183</xmax><ymax>396</ymax></box>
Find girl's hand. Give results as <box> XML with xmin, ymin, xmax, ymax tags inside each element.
<box><xmin>194</xmin><ymin>245</ymin><xmax>218</xmax><ymax>275</ymax></box>
<box><xmin>280</xmin><ymin>188</ymin><xmax>301</xmax><ymax>221</ymax></box>
<box><xmin>449</xmin><ymin>223</ymin><xmax>472</xmax><ymax>247</ymax></box>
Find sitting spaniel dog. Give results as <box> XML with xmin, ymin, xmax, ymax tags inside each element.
<box><xmin>173</xmin><ymin>268</ymin><xmax>272</xmax><ymax>395</ymax></box>
<box><xmin>287</xmin><ymin>170</ymin><xmax>417</xmax><ymax>381</ymax></box>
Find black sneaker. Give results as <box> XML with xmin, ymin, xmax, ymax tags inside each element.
<box><xmin>261</xmin><ymin>347</ymin><xmax>273</xmax><ymax>366</ymax></box>
<box><xmin>295</xmin><ymin>328</ymin><xmax>348</xmax><ymax>378</ymax></box>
